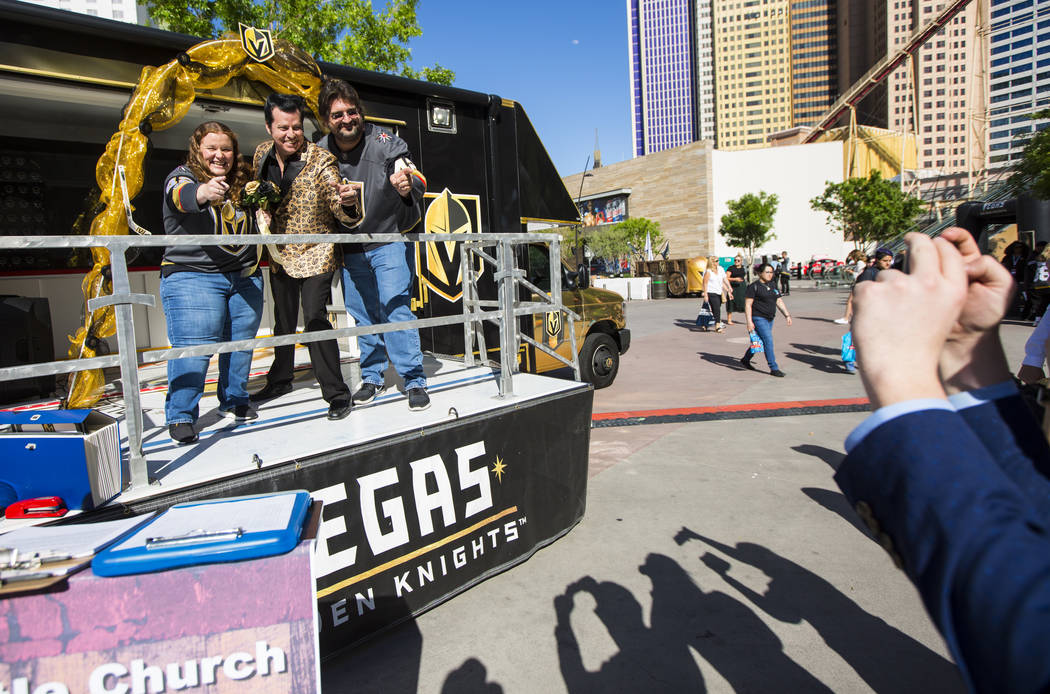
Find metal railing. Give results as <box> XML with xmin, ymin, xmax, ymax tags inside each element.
<box><xmin>0</xmin><ymin>231</ymin><xmax>581</xmax><ymax>492</ymax></box>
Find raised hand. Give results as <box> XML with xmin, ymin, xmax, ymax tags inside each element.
<box><xmin>852</xmin><ymin>233</ymin><xmax>968</xmax><ymax>408</ymax></box>
<box><xmin>389</xmin><ymin>168</ymin><xmax>413</xmax><ymax>198</ymax></box>
<box><xmin>936</xmin><ymin>227</ymin><xmax>1014</xmax><ymax>392</ymax></box>
<box><xmin>333</xmin><ymin>180</ymin><xmax>359</xmax><ymax>208</ymax></box>
<box><xmin>197</xmin><ymin>175</ymin><xmax>228</xmax><ymax>204</ymax></box>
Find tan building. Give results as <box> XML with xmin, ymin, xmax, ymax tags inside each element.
<box><xmin>562</xmin><ymin>139</ymin><xmax>853</xmax><ymax>264</ymax></box>
<box><xmin>564</xmin><ymin>141</ymin><xmax>716</xmax><ymax>259</ymax></box>
<box><xmin>886</xmin><ymin>0</ymin><xmax>987</xmax><ymax>176</ymax></box>
<box><xmin>714</xmin><ymin>0</ymin><xmax>793</xmax><ymax>150</ymax></box>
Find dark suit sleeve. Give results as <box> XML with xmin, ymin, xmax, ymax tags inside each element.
<box><xmin>954</xmin><ymin>392</ymin><xmax>1050</xmax><ymax>524</ymax></box>
<box><xmin>835</xmin><ymin>409</ymin><xmax>1050</xmax><ymax>694</ymax></box>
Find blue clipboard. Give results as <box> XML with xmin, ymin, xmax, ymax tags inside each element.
<box><xmin>91</xmin><ymin>491</ymin><xmax>311</xmax><ymax>577</ymax></box>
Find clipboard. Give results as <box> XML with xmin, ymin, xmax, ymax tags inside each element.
<box><xmin>92</xmin><ymin>491</ymin><xmax>311</xmax><ymax>577</ymax></box>
<box><xmin>0</xmin><ymin>513</ymin><xmax>153</xmax><ymax>595</ymax></box>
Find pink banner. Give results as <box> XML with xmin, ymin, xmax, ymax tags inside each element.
<box><xmin>0</xmin><ymin>542</ymin><xmax>318</xmax><ymax>694</ymax></box>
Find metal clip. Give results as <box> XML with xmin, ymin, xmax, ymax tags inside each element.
<box><xmin>145</xmin><ymin>527</ymin><xmax>244</xmax><ymax>550</ymax></box>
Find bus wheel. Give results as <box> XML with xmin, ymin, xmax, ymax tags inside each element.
<box><xmin>668</xmin><ymin>272</ymin><xmax>687</xmax><ymax>297</ymax></box>
<box><xmin>580</xmin><ymin>333</ymin><xmax>619</xmax><ymax>388</ymax></box>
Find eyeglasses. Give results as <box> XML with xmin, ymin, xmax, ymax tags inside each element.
<box><xmin>329</xmin><ymin>108</ymin><xmax>360</xmax><ymax>121</ymax></box>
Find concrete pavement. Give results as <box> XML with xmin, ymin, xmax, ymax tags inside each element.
<box><xmin>323</xmin><ymin>285</ymin><xmax>1036</xmax><ymax>693</ymax></box>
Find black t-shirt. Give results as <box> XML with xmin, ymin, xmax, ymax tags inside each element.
<box><xmin>854</xmin><ymin>266</ymin><xmax>880</xmax><ymax>284</ymax></box>
<box><xmin>745</xmin><ymin>279</ymin><xmax>780</xmax><ymax>320</ymax></box>
<box><xmin>727</xmin><ymin>265</ymin><xmax>747</xmax><ymax>284</ymax></box>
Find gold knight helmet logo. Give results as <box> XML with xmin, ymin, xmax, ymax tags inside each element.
<box><xmin>417</xmin><ymin>189</ymin><xmax>484</xmax><ymax>304</ymax></box>
<box><xmin>239</xmin><ymin>24</ymin><xmax>275</xmax><ymax>63</ymax></box>
<box><xmin>545</xmin><ymin>310</ymin><xmax>561</xmax><ymax>338</ymax></box>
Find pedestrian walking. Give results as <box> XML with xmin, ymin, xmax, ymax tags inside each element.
<box><xmin>703</xmin><ymin>256</ymin><xmax>732</xmax><ymax>333</ymax></box>
<box><xmin>740</xmin><ymin>263</ymin><xmax>792</xmax><ymax>377</ymax></box>
<box><xmin>726</xmin><ymin>255</ymin><xmax>748</xmax><ymax>326</ymax></box>
<box><xmin>779</xmin><ymin>251</ymin><xmax>791</xmax><ymax>295</ymax></box>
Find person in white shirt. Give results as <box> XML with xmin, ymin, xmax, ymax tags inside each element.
<box><xmin>703</xmin><ymin>256</ymin><xmax>733</xmax><ymax>333</ymax></box>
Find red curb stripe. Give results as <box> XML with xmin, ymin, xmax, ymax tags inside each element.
<box><xmin>591</xmin><ymin>397</ymin><xmax>870</xmax><ymax>421</ymax></box>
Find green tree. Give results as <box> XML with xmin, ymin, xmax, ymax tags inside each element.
<box><xmin>144</xmin><ymin>0</ymin><xmax>455</xmax><ymax>85</ymax></box>
<box><xmin>810</xmin><ymin>171</ymin><xmax>923</xmax><ymax>247</ymax></box>
<box><xmin>585</xmin><ymin>224</ymin><xmax>627</xmax><ymax>262</ymax></box>
<box><xmin>1010</xmin><ymin>109</ymin><xmax>1050</xmax><ymax>198</ymax></box>
<box><xmin>613</xmin><ymin>217</ymin><xmax>663</xmax><ymax>257</ymax></box>
<box><xmin>577</xmin><ymin>217</ymin><xmax>662</xmax><ymax>274</ymax></box>
<box><xmin>718</xmin><ymin>192</ymin><xmax>779</xmax><ymax>267</ymax></box>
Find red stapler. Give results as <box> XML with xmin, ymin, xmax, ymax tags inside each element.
<box><xmin>5</xmin><ymin>497</ymin><xmax>68</xmax><ymax>519</ymax></box>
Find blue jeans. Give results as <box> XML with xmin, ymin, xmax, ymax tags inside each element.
<box><xmin>160</xmin><ymin>271</ymin><xmax>264</xmax><ymax>424</ymax></box>
<box><xmin>750</xmin><ymin>316</ymin><xmax>779</xmax><ymax>371</ymax></box>
<box><xmin>342</xmin><ymin>244</ymin><xmax>426</xmax><ymax>391</ymax></box>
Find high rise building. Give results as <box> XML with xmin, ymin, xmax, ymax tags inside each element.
<box><xmin>713</xmin><ymin>0</ymin><xmax>793</xmax><ymax>149</ymax></box>
<box><xmin>21</xmin><ymin>0</ymin><xmax>143</xmax><ymax>23</ymax></box>
<box><xmin>885</xmin><ymin>0</ymin><xmax>986</xmax><ymax>175</ymax></box>
<box><xmin>627</xmin><ymin>0</ymin><xmax>891</xmax><ymax>156</ymax></box>
<box><xmin>790</xmin><ymin>0</ymin><xmax>838</xmax><ymax>127</ymax></box>
<box><xmin>987</xmin><ymin>0</ymin><xmax>1050</xmax><ymax>168</ymax></box>
<box><xmin>629</xmin><ymin>0</ymin><xmax>714</xmax><ymax>157</ymax></box>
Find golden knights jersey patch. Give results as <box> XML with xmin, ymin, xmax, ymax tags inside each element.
<box><xmin>214</xmin><ymin>204</ymin><xmax>251</xmax><ymax>255</ymax></box>
<box><xmin>416</xmin><ymin>189</ymin><xmax>483</xmax><ymax>305</ymax></box>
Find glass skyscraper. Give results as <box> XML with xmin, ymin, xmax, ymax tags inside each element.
<box><xmin>988</xmin><ymin>0</ymin><xmax>1050</xmax><ymax>168</ymax></box>
<box><xmin>629</xmin><ymin>0</ymin><xmax>712</xmax><ymax>156</ymax></box>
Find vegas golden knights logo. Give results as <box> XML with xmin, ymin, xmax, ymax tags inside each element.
<box><xmin>417</xmin><ymin>189</ymin><xmax>484</xmax><ymax>304</ymax></box>
<box><xmin>545</xmin><ymin>311</ymin><xmax>561</xmax><ymax>338</ymax></box>
<box><xmin>239</xmin><ymin>24</ymin><xmax>275</xmax><ymax>63</ymax></box>
<box><xmin>215</xmin><ymin>203</ymin><xmax>250</xmax><ymax>255</ymax></box>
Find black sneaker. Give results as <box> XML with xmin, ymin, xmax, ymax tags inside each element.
<box><xmin>770</xmin><ymin>369</ymin><xmax>786</xmax><ymax>377</ymax></box>
<box><xmin>250</xmin><ymin>382</ymin><xmax>292</xmax><ymax>402</ymax></box>
<box><xmin>327</xmin><ymin>398</ymin><xmax>352</xmax><ymax>421</ymax></box>
<box><xmin>221</xmin><ymin>404</ymin><xmax>258</xmax><ymax>421</ymax></box>
<box><xmin>169</xmin><ymin>422</ymin><xmax>198</xmax><ymax>445</ymax></box>
<box><xmin>352</xmin><ymin>382</ymin><xmax>386</xmax><ymax>405</ymax></box>
<box><xmin>740</xmin><ymin>357</ymin><xmax>756</xmax><ymax>371</ymax></box>
<box><xmin>407</xmin><ymin>388</ymin><xmax>430</xmax><ymax>411</ymax></box>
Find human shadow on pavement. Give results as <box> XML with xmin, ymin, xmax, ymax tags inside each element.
<box><xmin>697</xmin><ymin>352</ymin><xmax>752</xmax><ymax>370</ymax></box>
<box><xmin>792</xmin><ymin>443</ymin><xmax>844</xmax><ymax>470</ymax></box>
<box><xmin>674</xmin><ymin>318</ymin><xmax>708</xmax><ymax>332</ymax></box>
<box><xmin>554</xmin><ymin>556</ymin><xmax>831</xmax><ymax>692</ymax></box>
<box><xmin>784</xmin><ymin>350</ymin><xmax>848</xmax><ymax>374</ymax></box>
<box><xmin>791</xmin><ymin>342</ymin><xmax>840</xmax><ymax>356</ymax></box>
<box><xmin>796</xmin><ymin>315</ymin><xmax>845</xmax><ymax>324</ymax></box>
<box><xmin>554</xmin><ymin>574</ymin><xmax>705</xmax><ymax>692</ymax></box>
<box><xmin>801</xmin><ymin>486</ymin><xmax>874</xmax><ymax>540</ymax></box>
<box><xmin>674</xmin><ymin>527</ymin><xmax>966</xmax><ymax>693</ymax></box>
<box><xmin>441</xmin><ymin>658</ymin><xmax>503</xmax><ymax>693</ymax></box>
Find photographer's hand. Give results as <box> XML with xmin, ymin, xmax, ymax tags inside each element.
<box><xmin>853</xmin><ymin>233</ymin><xmax>967</xmax><ymax>408</ymax></box>
<box><xmin>936</xmin><ymin>227</ymin><xmax>1013</xmax><ymax>393</ymax></box>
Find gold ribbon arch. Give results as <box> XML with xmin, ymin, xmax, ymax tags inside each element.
<box><xmin>67</xmin><ymin>32</ymin><xmax>325</xmax><ymax>408</ymax></box>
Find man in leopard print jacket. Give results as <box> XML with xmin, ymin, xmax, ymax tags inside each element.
<box><xmin>250</xmin><ymin>92</ymin><xmax>362</xmax><ymax>421</ymax></box>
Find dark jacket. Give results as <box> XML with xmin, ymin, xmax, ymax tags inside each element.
<box><xmin>317</xmin><ymin>124</ymin><xmax>424</xmax><ymax>254</ymax></box>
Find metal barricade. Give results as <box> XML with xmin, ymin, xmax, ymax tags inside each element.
<box><xmin>0</xmin><ymin>231</ymin><xmax>580</xmax><ymax>492</ymax></box>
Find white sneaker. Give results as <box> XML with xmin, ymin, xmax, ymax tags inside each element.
<box><xmin>834</xmin><ymin>317</ymin><xmax>849</xmax><ymax>325</ymax></box>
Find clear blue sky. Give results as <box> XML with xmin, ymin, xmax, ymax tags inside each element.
<box><xmin>409</xmin><ymin>0</ymin><xmax>631</xmax><ymax>178</ymax></box>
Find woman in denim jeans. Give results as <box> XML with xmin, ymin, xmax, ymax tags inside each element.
<box><xmin>740</xmin><ymin>263</ymin><xmax>793</xmax><ymax>377</ymax></box>
<box><xmin>159</xmin><ymin>122</ymin><xmax>263</xmax><ymax>444</ymax></box>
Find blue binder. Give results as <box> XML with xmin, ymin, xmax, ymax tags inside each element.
<box><xmin>92</xmin><ymin>491</ymin><xmax>311</xmax><ymax>577</ymax></box>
